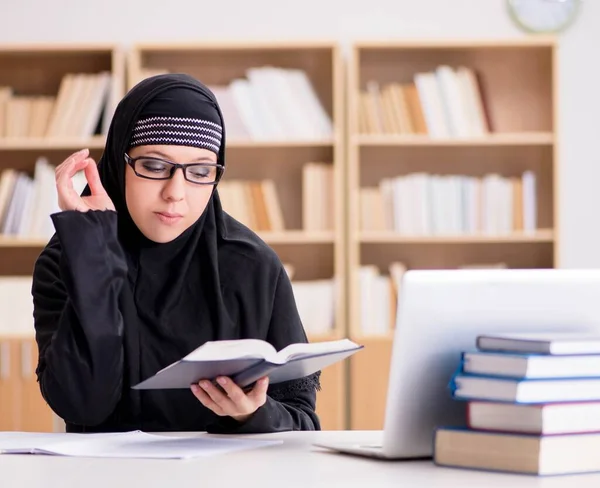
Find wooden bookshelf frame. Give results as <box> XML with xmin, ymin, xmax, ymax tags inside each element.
<box><xmin>0</xmin><ymin>44</ymin><xmax>126</xmax><ymax>433</ymax></box>
<box><xmin>347</xmin><ymin>38</ymin><xmax>559</xmax><ymax>430</ymax></box>
<box><xmin>129</xmin><ymin>41</ymin><xmax>347</xmax><ymax>430</ymax></box>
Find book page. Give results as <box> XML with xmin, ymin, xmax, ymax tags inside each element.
<box><xmin>183</xmin><ymin>339</ymin><xmax>277</xmax><ymax>362</ymax></box>
<box><xmin>276</xmin><ymin>339</ymin><xmax>359</xmax><ymax>362</ymax></box>
<box><xmin>0</xmin><ymin>431</ymin><xmax>281</xmax><ymax>459</ymax></box>
<box><xmin>0</xmin><ymin>432</ymin><xmax>118</xmax><ymax>453</ymax></box>
<box><xmin>37</xmin><ymin>431</ymin><xmax>282</xmax><ymax>459</ymax></box>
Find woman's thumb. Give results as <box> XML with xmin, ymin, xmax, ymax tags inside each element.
<box><xmin>84</xmin><ymin>159</ymin><xmax>107</xmax><ymax>196</ymax></box>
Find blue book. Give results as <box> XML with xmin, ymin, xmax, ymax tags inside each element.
<box><xmin>462</xmin><ymin>350</ymin><xmax>600</xmax><ymax>379</ymax></box>
<box><xmin>450</xmin><ymin>372</ymin><xmax>600</xmax><ymax>403</ymax></box>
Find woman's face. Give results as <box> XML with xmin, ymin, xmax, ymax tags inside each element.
<box><xmin>125</xmin><ymin>144</ymin><xmax>218</xmax><ymax>243</ymax></box>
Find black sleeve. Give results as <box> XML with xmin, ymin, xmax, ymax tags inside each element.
<box><xmin>32</xmin><ymin>210</ymin><xmax>129</xmax><ymax>427</ymax></box>
<box><xmin>207</xmin><ymin>266</ymin><xmax>321</xmax><ymax>434</ymax></box>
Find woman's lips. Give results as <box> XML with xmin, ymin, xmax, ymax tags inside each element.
<box><xmin>155</xmin><ymin>212</ymin><xmax>183</xmax><ymax>225</ymax></box>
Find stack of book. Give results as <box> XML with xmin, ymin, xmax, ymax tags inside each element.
<box><xmin>434</xmin><ymin>332</ymin><xmax>600</xmax><ymax>476</ymax></box>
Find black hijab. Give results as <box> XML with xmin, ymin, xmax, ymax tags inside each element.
<box><xmin>85</xmin><ymin>73</ymin><xmax>298</xmax><ymax>430</ymax></box>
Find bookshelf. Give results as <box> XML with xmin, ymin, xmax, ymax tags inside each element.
<box><xmin>347</xmin><ymin>38</ymin><xmax>559</xmax><ymax>430</ymax></box>
<box><xmin>129</xmin><ymin>41</ymin><xmax>347</xmax><ymax>430</ymax></box>
<box><xmin>0</xmin><ymin>44</ymin><xmax>125</xmax><ymax>432</ymax></box>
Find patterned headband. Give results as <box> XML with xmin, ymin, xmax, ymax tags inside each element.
<box><xmin>129</xmin><ymin>116</ymin><xmax>222</xmax><ymax>154</ymax></box>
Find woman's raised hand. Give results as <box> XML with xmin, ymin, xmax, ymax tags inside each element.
<box><xmin>56</xmin><ymin>148</ymin><xmax>115</xmax><ymax>212</ymax></box>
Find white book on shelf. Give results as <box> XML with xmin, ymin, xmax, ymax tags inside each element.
<box><xmin>2</xmin><ymin>174</ymin><xmax>28</xmax><ymax>235</ymax></box>
<box><xmin>291</xmin><ymin>278</ymin><xmax>335</xmax><ymax>336</ymax></box>
<box><xmin>209</xmin><ymin>85</ymin><xmax>250</xmax><ymax>140</ymax></box>
<box><xmin>414</xmin><ymin>72</ymin><xmax>449</xmax><ymax>138</ymax></box>
<box><xmin>247</xmin><ymin>67</ymin><xmax>304</xmax><ymax>140</ymax></box>
<box><xmin>80</xmin><ymin>72</ymin><xmax>111</xmax><ymax>138</ymax></box>
<box><xmin>435</xmin><ymin>66</ymin><xmax>471</xmax><ymax>138</ymax></box>
<box><xmin>285</xmin><ymin>69</ymin><xmax>333</xmax><ymax>139</ymax></box>
<box><xmin>260</xmin><ymin>67</ymin><xmax>316</xmax><ymax>139</ymax></box>
<box><xmin>245</xmin><ymin>68</ymin><xmax>288</xmax><ymax>140</ymax></box>
<box><xmin>0</xmin><ymin>169</ymin><xmax>17</xmax><ymax>228</ymax></box>
<box><xmin>229</xmin><ymin>79</ymin><xmax>269</xmax><ymax>140</ymax></box>
<box><xmin>0</xmin><ymin>276</ymin><xmax>34</xmax><ymax>334</ymax></box>
<box><xmin>456</xmin><ymin>66</ymin><xmax>489</xmax><ymax>135</ymax></box>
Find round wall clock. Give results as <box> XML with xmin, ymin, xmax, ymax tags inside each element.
<box><xmin>507</xmin><ymin>0</ymin><xmax>582</xmax><ymax>33</ymax></box>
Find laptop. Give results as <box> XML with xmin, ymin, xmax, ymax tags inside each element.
<box><xmin>315</xmin><ymin>268</ymin><xmax>600</xmax><ymax>459</ymax></box>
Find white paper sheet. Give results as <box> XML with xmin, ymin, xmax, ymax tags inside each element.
<box><xmin>0</xmin><ymin>431</ymin><xmax>282</xmax><ymax>459</ymax></box>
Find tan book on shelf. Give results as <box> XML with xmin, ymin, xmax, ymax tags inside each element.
<box><xmin>28</xmin><ymin>96</ymin><xmax>55</xmax><ymax>138</ymax></box>
<box><xmin>365</xmin><ymin>81</ymin><xmax>386</xmax><ymax>134</ymax></box>
<box><xmin>65</xmin><ymin>73</ymin><xmax>94</xmax><ymax>137</ymax></box>
<box><xmin>360</xmin><ymin>90</ymin><xmax>380</xmax><ymax>134</ymax></box>
<box><xmin>261</xmin><ymin>179</ymin><xmax>285</xmax><ymax>231</ymax></box>
<box><xmin>512</xmin><ymin>176</ymin><xmax>524</xmax><ymax>231</ymax></box>
<box><xmin>360</xmin><ymin>187</ymin><xmax>386</xmax><ymax>232</ymax></box>
<box><xmin>377</xmin><ymin>85</ymin><xmax>398</xmax><ymax>134</ymax></box>
<box><xmin>357</xmin><ymin>91</ymin><xmax>370</xmax><ymax>134</ymax></box>
<box><xmin>404</xmin><ymin>82</ymin><xmax>428</xmax><ymax>134</ymax></box>
<box><xmin>324</xmin><ymin>164</ymin><xmax>334</xmax><ymax>231</ymax></box>
<box><xmin>0</xmin><ymin>87</ymin><xmax>13</xmax><ymax>138</ymax></box>
<box><xmin>389</xmin><ymin>84</ymin><xmax>414</xmax><ymax>134</ymax></box>
<box><xmin>5</xmin><ymin>96</ymin><xmax>32</xmax><ymax>138</ymax></box>
<box><xmin>45</xmin><ymin>73</ymin><xmax>75</xmax><ymax>138</ymax></box>
<box><xmin>242</xmin><ymin>181</ymin><xmax>258</xmax><ymax>230</ymax></box>
<box><xmin>249</xmin><ymin>181</ymin><xmax>271</xmax><ymax>231</ymax></box>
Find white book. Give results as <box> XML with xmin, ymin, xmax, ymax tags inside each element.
<box><xmin>132</xmin><ymin>338</ymin><xmax>361</xmax><ymax>390</ymax></box>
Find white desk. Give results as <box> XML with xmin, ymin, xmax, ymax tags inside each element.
<box><xmin>2</xmin><ymin>430</ymin><xmax>600</xmax><ymax>488</ymax></box>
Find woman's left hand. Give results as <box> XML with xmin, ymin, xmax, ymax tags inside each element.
<box><xmin>191</xmin><ymin>376</ymin><xmax>269</xmax><ymax>422</ymax></box>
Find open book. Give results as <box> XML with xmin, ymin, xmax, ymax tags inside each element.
<box><xmin>133</xmin><ymin>338</ymin><xmax>362</xmax><ymax>390</ymax></box>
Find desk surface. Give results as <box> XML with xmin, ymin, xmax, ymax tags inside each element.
<box><xmin>2</xmin><ymin>430</ymin><xmax>600</xmax><ymax>488</ymax></box>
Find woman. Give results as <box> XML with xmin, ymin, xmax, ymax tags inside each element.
<box><xmin>31</xmin><ymin>73</ymin><xmax>321</xmax><ymax>434</ymax></box>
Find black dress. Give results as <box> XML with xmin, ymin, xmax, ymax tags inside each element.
<box><xmin>30</xmin><ymin>73</ymin><xmax>322</xmax><ymax>434</ymax></box>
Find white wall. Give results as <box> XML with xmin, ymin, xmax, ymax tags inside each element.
<box><xmin>0</xmin><ymin>0</ymin><xmax>598</xmax><ymax>267</ymax></box>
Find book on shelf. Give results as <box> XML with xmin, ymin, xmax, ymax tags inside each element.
<box><xmin>0</xmin><ymin>72</ymin><xmax>113</xmax><ymax>139</ymax></box>
<box><xmin>359</xmin><ymin>170</ymin><xmax>537</xmax><ymax>235</ymax></box>
<box><xmin>0</xmin><ymin>158</ymin><xmax>86</xmax><ymax>240</ymax></box>
<box><xmin>132</xmin><ymin>337</ymin><xmax>362</xmax><ymax>390</ymax></box>
<box><xmin>359</xmin><ymin>65</ymin><xmax>491</xmax><ymax>138</ymax></box>
<box><xmin>434</xmin><ymin>332</ymin><xmax>600</xmax><ymax>475</ymax></box>
<box><xmin>291</xmin><ymin>278</ymin><xmax>336</xmax><ymax>337</ymax></box>
<box><xmin>218</xmin><ymin>178</ymin><xmax>285</xmax><ymax>231</ymax></box>
<box><xmin>218</xmin><ymin>162</ymin><xmax>334</xmax><ymax>233</ymax></box>
<box><xmin>0</xmin><ymin>276</ymin><xmax>35</xmax><ymax>335</ymax></box>
<box><xmin>302</xmin><ymin>162</ymin><xmax>335</xmax><ymax>231</ymax></box>
<box><xmin>140</xmin><ymin>65</ymin><xmax>333</xmax><ymax>141</ymax></box>
<box><xmin>358</xmin><ymin>262</ymin><xmax>406</xmax><ymax>336</ymax></box>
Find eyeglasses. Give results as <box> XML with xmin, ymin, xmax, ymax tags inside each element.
<box><xmin>124</xmin><ymin>153</ymin><xmax>224</xmax><ymax>185</ymax></box>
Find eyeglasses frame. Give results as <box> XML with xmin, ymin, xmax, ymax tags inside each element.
<box><xmin>124</xmin><ymin>153</ymin><xmax>225</xmax><ymax>186</ymax></box>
